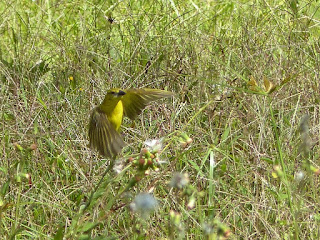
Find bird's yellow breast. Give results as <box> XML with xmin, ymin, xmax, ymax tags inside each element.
<box><xmin>106</xmin><ymin>100</ymin><xmax>124</xmax><ymax>132</ymax></box>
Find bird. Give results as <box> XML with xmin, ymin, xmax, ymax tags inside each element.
<box><xmin>88</xmin><ymin>88</ymin><xmax>174</xmax><ymax>158</ymax></box>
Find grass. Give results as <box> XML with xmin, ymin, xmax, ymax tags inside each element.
<box><xmin>1</xmin><ymin>0</ymin><xmax>320</xmax><ymax>239</ymax></box>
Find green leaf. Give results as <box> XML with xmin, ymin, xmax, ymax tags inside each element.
<box><xmin>37</xmin><ymin>94</ymin><xmax>48</xmax><ymax>111</ymax></box>
<box><xmin>261</xmin><ymin>157</ymin><xmax>273</xmax><ymax>164</ymax></box>
<box><xmin>221</xmin><ymin>126</ymin><xmax>230</xmax><ymax>142</ymax></box>
<box><xmin>53</xmin><ymin>225</ymin><xmax>64</xmax><ymax>240</ymax></box>
<box><xmin>78</xmin><ymin>234</ymin><xmax>90</xmax><ymax>240</ymax></box>
<box><xmin>78</xmin><ymin>221</ymin><xmax>101</xmax><ymax>233</ymax></box>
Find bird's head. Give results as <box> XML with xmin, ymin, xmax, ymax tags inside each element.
<box><xmin>104</xmin><ymin>88</ymin><xmax>126</xmax><ymax>101</ymax></box>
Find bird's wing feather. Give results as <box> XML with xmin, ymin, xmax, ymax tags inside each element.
<box><xmin>88</xmin><ymin>107</ymin><xmax>126</xmax><ymax>157</ymax></box>
<box><xmin>122</xmin><ymin>88</ymin><xmax>174</xmax><ymax>120</ymax></box>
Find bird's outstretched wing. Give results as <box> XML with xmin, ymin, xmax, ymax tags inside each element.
<box><xmin>122</xmin><ymin>88</ymin><xmax>174</xmax><ymax>120</ymax></box>
<box><xmin>88</xmin><ymin>107</ymin><xmax>126</xmax><ymax>158</ymax></box>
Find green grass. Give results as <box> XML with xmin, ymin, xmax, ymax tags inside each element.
<box><xmin>1</xmin><ymin>0</ymin><xmax>320</xmax><ymax>239</ymax></box>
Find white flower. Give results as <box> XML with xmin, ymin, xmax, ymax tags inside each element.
<box><xmin>130</xmin><ymin>193</ymin><xmax>159</xmax><ymax>218</ymax></box>
<box><xmin>170</xmin><ymin>172</ymin><xmax>189</xmax><ymax>189</ymax></box>
<box><xmin>294</xmin><ymin>171</ymin><xmax>305</xmax><ymax>182</ymax></box>
<box><xmin>144</xmin><ymin>138</ymin><xmax>163</xmax><ymax>153</ymax></box>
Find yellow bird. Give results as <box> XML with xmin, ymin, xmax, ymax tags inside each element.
<box><xmin>89</xmin><ymin>88</ymin><xmax>174</xmax><ymax>158</ymax></box>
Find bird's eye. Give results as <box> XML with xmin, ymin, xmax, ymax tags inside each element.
<box><xmin>110</xmin><ymin>91</ymin><xmax>115</xmax><ymax>94</ymax></box>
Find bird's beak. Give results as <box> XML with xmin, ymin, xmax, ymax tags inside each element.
<box><xmin>118</xmin><ymin>90</ymin><xmax>126</xmax><ymax>96</ymax></box>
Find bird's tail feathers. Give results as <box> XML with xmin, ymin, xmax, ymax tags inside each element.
<box><xmin>89</xmin><ymin>108</ymin><xmax>125</xmax><ymax>158</ymax></box>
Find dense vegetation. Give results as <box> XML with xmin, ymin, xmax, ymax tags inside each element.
<box><xmin>1</xmin><ymin>0</ymin><xmax>320</xmax><ymax>239</ymax></box>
